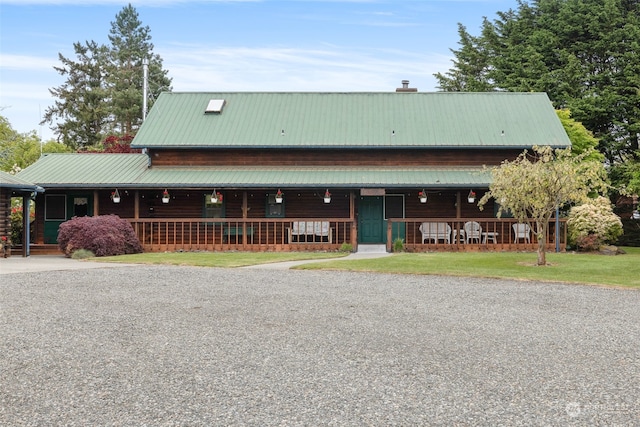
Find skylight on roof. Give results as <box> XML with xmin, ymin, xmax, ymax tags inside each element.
<box><xmin>205</xmin><ymin>99</ymin><xmax>225</xmax><ymax>114</ymax></box>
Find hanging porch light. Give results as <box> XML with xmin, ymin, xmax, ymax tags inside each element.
<box><xmin>111</xmin><ymin>189</ymin><xmax>121</xmax><ymax>204</ymax></box>
<box><xmin>324</xmin><ymin>189</ymin><xmax>331</xmax><ymax>204</ymax></box>
<box><xmin>211</xmin><ymin>190</ymin><xmax>223</xmax><ymax>204</ymax></box>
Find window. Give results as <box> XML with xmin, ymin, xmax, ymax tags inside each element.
<box><xmin>45</xmin><ymin>194</ymin><xmax>66</xmax><ymax>220</ymax></box>
<box><xmin>385</xmin><ymin>194</ymin><xmax>405</xmax><ymax>220</ymax></box>
<box><xmin>494</xmin><ymin>201</ymin><xmax>513</xmax><ymax>218</ymax></box>
<box><xmin>73</xmin><ymin>197</ymin><xmax>89</xmax><ymax>217</ymax></box>
<box><xmin>204</xmin><ymin>193</ymin><xmax>225</xmax><ymax>218</ymax></box>
<box><xmin>266</xmin><ymin>194</ymin><xmax>285</xmax><ymax>218</ymax></box>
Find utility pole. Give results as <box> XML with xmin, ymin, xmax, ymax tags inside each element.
<box><xmin>142</xmin><ymin>58</ymin><xmax>149</xmax><ymax>121</ymax></box>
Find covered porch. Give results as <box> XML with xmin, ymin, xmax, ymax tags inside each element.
<box><xmin>120</xmin><ymin>217</ymin><xmax>565</xmax><ymax>253</ymax></box>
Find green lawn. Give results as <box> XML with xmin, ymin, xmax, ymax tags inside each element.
<box><xmin>97</xmin><ymin>247</ymin><xmax>640</xmax><ymax>288</ymax></box>
<box><xmin>295</xmin><ymin>247</ymin><xmax>640</xmax><ymax>288</ymax></box>
<box><xmin>98</xmin><ymin>251</ymin><xmax>347</xmax><ymax>268</ymax></box>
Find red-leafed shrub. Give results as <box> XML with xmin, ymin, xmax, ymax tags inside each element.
<box><xmin>57</xmin><ymin>215</ymin><xmax>143</xmax><ymax>257</ymax></box>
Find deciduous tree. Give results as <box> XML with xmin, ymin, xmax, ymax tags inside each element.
<box><xmin>479</xmin><ymin>146</ymin><xmax>608</xmax><ymax>265</ymax></box>
<box><xmin>0</xmin><ymin>115</ymin><xmax>70</xmax><ymax>172</ymax></box>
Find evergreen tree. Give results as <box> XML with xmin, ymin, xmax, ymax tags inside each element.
<box><xmin>41</xmin><ymin>41</ymin><xmax>110</xmax><ymax>149</ymax></box>
<box><xmin>41</xmin><ymin>3</ymin><xmax>171</xmax><ymax>149</ymax></box>
<box><xmin>107</xmin><ymin>4</ymin><xmax>171</xmax><ymax>135</ymax></box>
<box><xmin>436</xmin><ymin>0</ymin><xmax>640</xmax><ymax>166</ymax></box>
<box><xmin>434</xmin><ymin>23</ymin><xmax>494</xmax><ymax>91</ymax></box>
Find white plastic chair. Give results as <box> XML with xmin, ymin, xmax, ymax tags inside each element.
<box><xmin>463</xmin><ymin>221</ymin><xmax>482</xmax><ymax>243</ymax></box>
<box><xmin>512</xmin><ymin>223</ymin><xmax>531</xmax><ymax>243</ymax></box>
<box><xmin>419</xmin><ymin>222</ymin><xmax>452</xmax><ymax>244</ymax></box>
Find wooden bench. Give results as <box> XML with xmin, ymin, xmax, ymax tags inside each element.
<box><xmin>288</xmin><ymin>221</ymin><xmax>333</xmax><ymax>243</ymax></box>
<box><xmin>419</xmin><ymin>222</ymin><xmax>452</xmax><ymax>244</ymax></box>
<box><xmin>223</xmin><ymin>226</ymin><xmax>254</xmax><ymax>242</ymax></box>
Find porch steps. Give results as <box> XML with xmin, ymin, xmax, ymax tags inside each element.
<box><xmin>357</xmin><ymin>244</ymin><xmax>388</xmax><ymax>254</ymax></box>
<box><xmin>12</xmin><ymin>244</ymin><xmax>61</xmax><ymax>256</ymax></box>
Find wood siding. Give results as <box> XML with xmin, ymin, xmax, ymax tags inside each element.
<box><xmin>149</xmin><ymin>148</ymin><xmax>524</xmax><ymax>167</ymax></box>
<box><xmin>95</xmin><ymin>189</ymin><xmax>491</xmax><ymax>220</ymax></box>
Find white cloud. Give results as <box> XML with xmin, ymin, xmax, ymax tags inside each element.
<box><xmin>161</xmin><ymin>44</ymin><xmax>450</xmax><ymax>92</ymax></box>
<box><xmin>0</xmin><ymin>42</ymin><xmax>453</xmax><ymax>139</ymax></box>
<box><xmin>0</xmin><ymin>54</ymin><xmax>58</xmax><ymax>71</ymax></box>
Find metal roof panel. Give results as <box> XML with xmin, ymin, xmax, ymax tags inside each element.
<box><xmin>132</xmin><ymin>92</ymin><xmax>571</xmax><ymax>149</ymax></box>
<box><xmin>16</xmin><ymin>154</ymin><xmax>150</xmax><ymax>187</ymax></box>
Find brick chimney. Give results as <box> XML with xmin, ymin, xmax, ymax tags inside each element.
<box><xmin>396</xmin><ymin>80</ymin><xmax>417</xmax><ymax>92</ymax></box>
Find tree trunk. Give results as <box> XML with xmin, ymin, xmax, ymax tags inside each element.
<box><xmin>536</xmin><ymin>220</ymin><xmax>547</xmax><ymax>266</ymax></box>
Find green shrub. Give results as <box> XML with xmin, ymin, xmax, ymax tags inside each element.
<box><xmin>71</xmin><ymin>249</ymin><xmax>95</xmax><ymax>259</ymax></box>
<box><xmin>392</xmin><ymin>237</ymin><xmax>405</xmax><ymax>253</ymax></box>
<box><xmin>567</xmin><ymin>196</ymin><xmax>623</xmax><ymax>251</ymax></box>
<box><xmin>339</xmin><ymin>243</ymin><xmax>353</xmax><ymax>253</ymax></box>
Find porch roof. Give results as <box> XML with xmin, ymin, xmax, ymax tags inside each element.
<box><xmin>131</xmin><ymin>92</ymin><xmax>571</xmax><ymax>150</ymax></box>
<box><xmin>0</xmin><ymin>170</ymin><xmax>44</xmax><ymax>193</ymax></box>
<box><xmin>16</xmin><ymin>153</ymin><xmax>490</xmax><ymax>189</ymax></box>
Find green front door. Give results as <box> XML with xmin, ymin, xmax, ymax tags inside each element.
<box><xmin>358</xmin><ymin>196</ymin><xmax>385</xmax><ymax>243</ymax></box>
<box><xmin>44</xmin><ymin>193</ymin><xmax>93</xmax><ymax>243</ymax></box>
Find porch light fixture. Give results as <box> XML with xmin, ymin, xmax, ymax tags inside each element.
<box><xmin>162</xmin><ymin>189</ymin><xmax>170</xmax><ymax>204</ymax></box>
<box><xmin>324</xmin><ymin>189</ymin><xmax>331</xmax><ymax>204</ymax></box>
<box><xmin>275</xmin><ymin>189</ymin><xmax>284</xmax><ymax>203</ymax></box>
<box><xmin>211</xmin><ymin>190</ymin><xmax>223</xmax><ymax>204</ymax></box>
<box><xmin>418</xmin><ymin>190</ymin><xmax>427</xmax><ymax>203</ymax></box>
<box><xmin>468</xmin><ymin>190</ymin><xmax>476</xmax><ymax>203</ymax></box>
<box><xmin>111</xmin><ymin>189</ymin><xmax>121</xmax><ymax>204</ymax></box>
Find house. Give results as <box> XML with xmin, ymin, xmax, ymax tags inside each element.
<box><xmin>16</xmin><ymin>86</ymin><xmax>571</xmax><ymax>254</ymax></box>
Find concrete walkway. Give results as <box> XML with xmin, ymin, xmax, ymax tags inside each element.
<box><xmin>0</xmin><ymin>255</ymin><xmax>139</xmax><ymax>275</ymax></box>
<box><xmin>241</xmin><ymin>251</ymin><xmax>392</xmax><ymax>270</ymax></box>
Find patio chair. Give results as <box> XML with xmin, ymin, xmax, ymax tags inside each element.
<box><xmin>512</xmin><ymin>223</ymin><xmax>531</xmax><ymax>243</ymax></box>
<box><xmin>419</xmin><ymin>222</ymin><xmax>452</xmax><ymax>244</ymax></box>
<box><xmin>463</xmin><ymin>221</ymin><xmax>482</xmax><ymax>243</ymax></box>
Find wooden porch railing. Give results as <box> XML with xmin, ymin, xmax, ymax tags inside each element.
<box><xmin>387</xmin><ymin>218</ymin><xmax>567</xmax><ymax>252</ymax></box>
<box><xmin>128</xmin><ymin>218</ymin><xmax>354</xmax><ymax>252</ymax></box>
<box><xmin>127</xmin><ymin>217</ymin><xmax>565</xmax><ymax>253</ymax></box>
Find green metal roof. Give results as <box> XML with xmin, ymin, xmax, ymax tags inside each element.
<box><xmin>0</xmin><ymin>170</ymin><xmax>44</xmax><ymax>193</ymax></box>
<box><xmin>16</xmin><ymin>154</ymin><xmax>150</xmax><ymax>187</ymax></box>
<box><xmin>137</xmin><ymin>166</ymin><xmax>489</xmax><ymax>188</ymax></box>
<box><xmin>131</xmin><ymin>92</ymin><xmax>571</xmax><ymax>149</ymax></box>
<box><xmin>16</xmin><ymin>154</ymin><xmax>489</xmax><ymax>189</ymax></box>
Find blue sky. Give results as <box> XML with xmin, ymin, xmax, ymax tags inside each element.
<box><xmin>0</xmin><ymin>0</ymin><xmax>519</xmax><ymax>141</ymax></box>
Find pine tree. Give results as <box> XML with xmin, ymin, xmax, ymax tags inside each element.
<box><xmin>41</xmin><ymin>41</ymin><xmax>110</xmax><ymax>149</ymax></box>
<box><xmin>41</xmin><ymin>4</ymin><xmax>172</xmax><ymax>149</ymax></box>
<box><xmin>107</xmin><ymin>4</ymin><xmax>171</xmax><ymax>136</ymax></box>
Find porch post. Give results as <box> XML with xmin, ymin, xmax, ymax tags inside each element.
<box><xmin>242</xmin><ymin>191</ymin><xmax>248</xmax><ymax>245</ymax></box>
<box><xmin>350</xmin><ymin>191</ymin><xmax>357</xmax><ymax>249</ymax></box>
<box><xmin>93</xmin><ymin>190</ymin><xmax>99</xmax><ymax>216</ymax></box>
<box><xmin>456</xmin><ymin>191</ymin><xmax>461</xmax><ymax>218</ymax></box>
<box><xmin>134</xmin><ymin>190</ymin><xmax>140</xmax><ymax>219</ymax></box>
<box><xmin>22</xmin><ymin>194</ymin><xmax>31</xmax><ymax>257</ymax></box>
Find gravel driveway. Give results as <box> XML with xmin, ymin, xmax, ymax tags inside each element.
<box><xmin>1</xmin><ymin>265</ymin><xmax>639</xmax><ymax>426</ymax></box>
